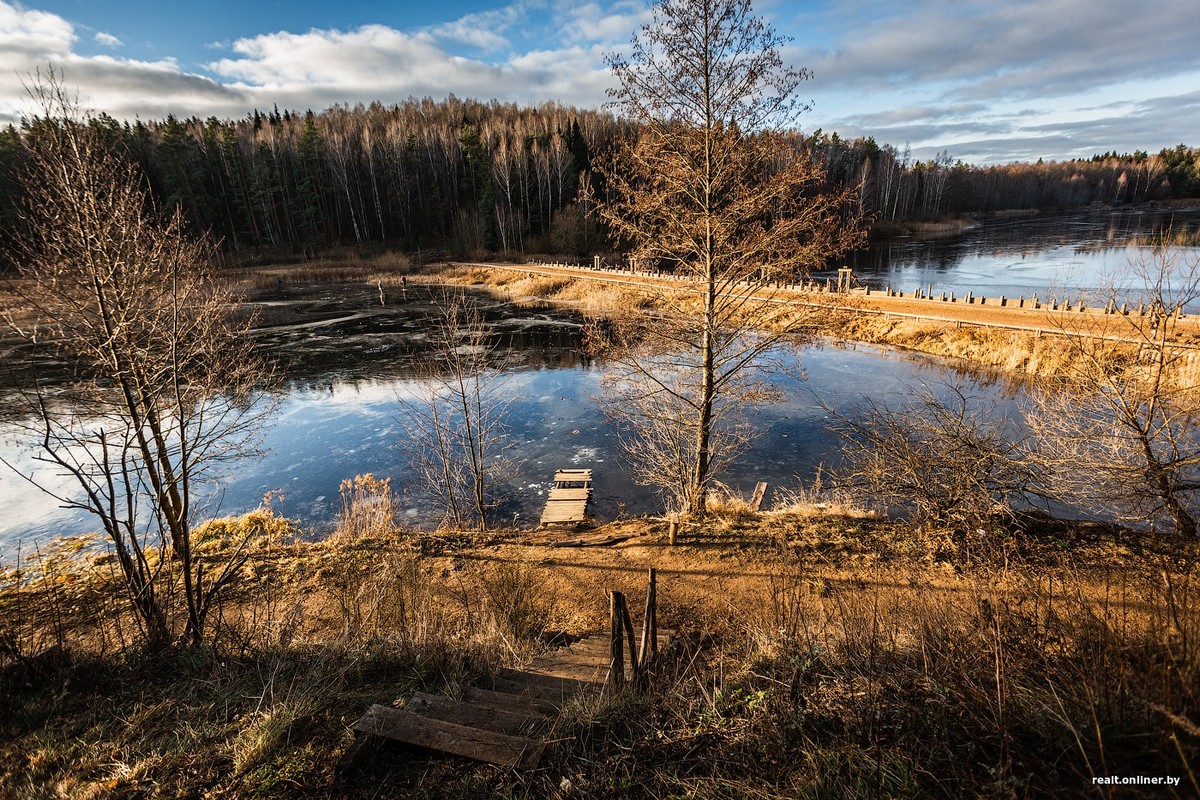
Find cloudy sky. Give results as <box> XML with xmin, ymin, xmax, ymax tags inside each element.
<box><xmin>1</xmin><ymin>0</ymin><xmax>1198</xmax><ymax>164</ymax></box>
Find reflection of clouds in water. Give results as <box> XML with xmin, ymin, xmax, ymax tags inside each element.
<box><xmin>0</xmin><ymin>435</ymin><xmax>109</xmax><ymax>544</ymax></box>
<box><xmin>3</xmin><ymin>340</ymin><xmax>1018</xmax><ymax>549</ymax></box>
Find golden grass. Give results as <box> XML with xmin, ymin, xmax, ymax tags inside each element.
<box><xmin>1</xmin><ymin>512</ymin><xmax>1197</xmax><ymax>797</ymax></box>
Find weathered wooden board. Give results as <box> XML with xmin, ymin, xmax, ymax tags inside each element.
<box><xmin>486</xmin><ymin>669</ymin><xmax>596</xmax><ymax>705</ymax></box>
<box><xmin>553</xmin><ymin>469</ymin><xmax>592</xmax><ymax>484</ymax></box>
<box><xmin>404</xmin><ymin>691</ymin><xmax>547</xmax><ymax>737</ymax></box>
<box><xmin>546</xmin><ymin>487</ymin><xmax>591</xmax><ymax>501</ymax></box>
<box><xmin>531</xmin><ymin>656</ymin><xmax>609</xmax><ymax>683</ymax></box>
<box><xmin>549</xmin><ymin>532</ymin><xmax>635</xmax><ymax>548</ymax></box>
<box><xmin>352</xmin><ymin>705</ymin><xmax>545</xmax><ymax>769</ymax></box>
<box><xmin>495</xmin><ymin>667</ymin><xmax>599</xmax><ymax>694</ymax></box>
<box><xmin>458</xmin><ymin>686</ymin><xmax>559</xmax><ymax>718</ymax></box>
<box><xmin>750</xmin><ymin>481</ymin><xmax>769</xmax><ymax>511</ymax></box>
<box><xmin>540</xmin><ymin>500</ymin><xmax>590</xmax><ymax>525</ymax></box>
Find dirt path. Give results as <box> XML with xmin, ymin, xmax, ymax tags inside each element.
<box><xmin>457</xmin><ymin>260</ymin><xmax>1200</xmax><ymax>347</ymax></box>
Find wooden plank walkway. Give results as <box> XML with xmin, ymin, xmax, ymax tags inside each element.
<box><xmin>347</xmin><ymin>633</ymin><xmax>610</xmax><ymax>770</ymax></box>
<box><xmin>539</xmin><ymin>468</ymin><xmax>593</xmax><ymax>526</ymax></box>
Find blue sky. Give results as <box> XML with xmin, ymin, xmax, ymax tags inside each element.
<box><xmin>2</xmin><ymin>0</ymin><xmax>1199</xmax><ymax>164</ymax></box>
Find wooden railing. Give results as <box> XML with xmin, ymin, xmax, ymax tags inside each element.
<box><xmin>608</xmin><ymin>567</ymin><xmax>658</xmax><ymax>688</ymax></box>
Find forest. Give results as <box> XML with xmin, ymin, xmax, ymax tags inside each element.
<box><xmin>0</xmin><ymin>96</ymin><xmax>1198</xmax><ymax>268</ymax></box>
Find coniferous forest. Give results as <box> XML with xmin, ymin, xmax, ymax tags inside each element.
<box><xmin>0</xmin><ymin>97</ymin><xmax>1198</xmax><ymax>268</ymax></box>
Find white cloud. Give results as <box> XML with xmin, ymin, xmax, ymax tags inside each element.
<box><xmin>93</xmin><ymin>31</ymin><xmax>122</xmax><ymax>48</ymax></box>
<box><xmin>207</xmin><ymin>21</ymin><xmax>615</xmax><ymax>107</ymax></box>
<box><xmin>0</xmin><ymin>1</ymin><xmax>75</xmax><ymax>58</ymax></box>
<box><xmin>0</xmin><ymin>0</ymin><xmax>1197</xmax><ymax>164</ymax></box>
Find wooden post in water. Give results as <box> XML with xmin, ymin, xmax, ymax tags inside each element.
<box><xmin>750</xmin><ymin>481</ymin><xmax>768</xmax><ymax>512</ymax></box>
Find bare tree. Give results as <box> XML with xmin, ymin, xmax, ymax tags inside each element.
<box><xmin>2</xmin><ymin>74</ymin><xmax>270</xmax><ymax>648</ymax></box>
<box><xmin>593</xmin><ymin>0</ymin><xmax>865</xmax><ymax>516</ymax></box>
<box><xmin>832</xmin><ymin>383</ymin><xmax>1040</xmax><ymax>530</ymax></box>
<box><xmin>1026</xmin><ymin>238</ymin><xmax>1200</xmax><ymax>537</ymax></box>
<box><xmin>397</xmin><ymin>292</ymin><xmax>514</xmax><ymax>531</ymax></box>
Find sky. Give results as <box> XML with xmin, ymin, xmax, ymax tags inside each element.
<box><xmin>1</xmin><ymin>0</ymin><xmax>1198</xmax><ymax>165</ymax></box>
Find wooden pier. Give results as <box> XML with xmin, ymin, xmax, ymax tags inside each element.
<box><xmin>539</xmin><ymin>468</ymin><xmax>593</xmax><ymax>526</ymax></box>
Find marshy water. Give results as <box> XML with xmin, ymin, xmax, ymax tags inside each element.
<box><xmin>2</xmin><ymin>207</ymin><xmax>1198</xmax><ymax>554</ymax></box>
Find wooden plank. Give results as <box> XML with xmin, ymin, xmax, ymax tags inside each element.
<box><xmin>546</xmin><ymin>487</ymin><xmax>591</xmax><ymax>501</ymax></box>
<box><xmin>458</xmin><ymin>686</ymin><xmax>558</xmax><ymax>718</ymax></box>
<box><xmin>495</xmin><ymin>667</ymin><xmax>599</xmax><ymax>695</ymax></box>
<box><xmin>544</xmin><ymin>510</ymin><xmax>588</xmax><ymax>521</ymax></box>
<box><xmin>541</xmin><ymin>503</ymin><xmax>588</xmax><ymax>516</ymax></box>
<box><xmin>485</xmin><ymin>669</ymin><xmax>594</xmax><ymax>704</ymax></box>
<box><xmin>540</xmin><ymin>501</ymin><xmax>590</xmax><ymax>524</ymax></box>
<box><xmin>549</xmin><ymin>532</ymin><xmax>635</xmax><ymax>548</ymax></box>
<box><xmin>352</xmin><ymin>705</ymin><xmax>545</xmax><ymax>769</ymax></box>
<box><xmin>404</xmin><ymin>692</ymin><xmax>548</xmax><ymax>737</ymax></box>
<box><xmin>540</xmin><ymin>513</ymin><xmax>588</xmax><ymax>525</ymax></box>
<box><xmin>531</xmin><ymin>658</ymin><xmax>608</xmax><ymax>681</ymax></box>
<box><xmin>553</xmin><ymin>469</ymin><xmax>592</xmax><ymax>480</ymax></box>
<box><xmin>750</xmin><ymin>481</ymin><xmax>768</xmax><ymax>511</ymax></box>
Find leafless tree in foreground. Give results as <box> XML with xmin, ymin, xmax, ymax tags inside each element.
<box><xmin>592</xmin><ymin>0</ymin><xmax>865</xmax><ymax>517</ymax></box>
<box><xmin>832</xmin><ymin>383</ymin><xmax>1041</xmax><ymax>530</ymax></box>
<box><xmin>2</xmin><ymin>73</ymin><xmax>270</xmax><ymax>648</ymax></box>
<box><xmin>1026</xmin><ymin>238</ymin><xmax>1200</xmax><ymax>537</ymax></box>
<box><xmin>397</xmin><ymin>292</ymin><xmax>514</xmax><ymax>531</ymax></box>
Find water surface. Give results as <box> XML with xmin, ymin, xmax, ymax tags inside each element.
<box><xmin>842</xmin><ymin>207</ymin><xmax>1200</xmax><ymax>302</ymax></box>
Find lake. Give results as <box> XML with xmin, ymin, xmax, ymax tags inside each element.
<box><xmin>842</xmin><ymin>206</ymin><xmax>1200</xmax><ymax>301</ymax></box>
<box><xmin>2</xmin><ymin>207</ymin><xmax>1196</xmax><ymax>555</ymax></box>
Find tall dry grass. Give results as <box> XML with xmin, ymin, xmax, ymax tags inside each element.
<box><xmin>332</xmin><ymin>473</ymin><xmax>398</xmax><ymax>541</ymax></box>
<box><xmin>542</xmin><ymin>550</ymin><xmax>1197</xmax><ymax>798</ymax></box>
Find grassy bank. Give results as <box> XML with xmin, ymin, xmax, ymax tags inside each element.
<box><xmin>2</xmin><ymin>498</ymin><xmax>1197</xmax><ymax>798</ymax></box>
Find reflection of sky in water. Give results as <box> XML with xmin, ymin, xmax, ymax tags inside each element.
<box><xmin>0</xmin><ymin>338</ymin><xmax>998</xmax><ymax>555</ymax></box>
<box><xmin>844</xmin><ymin>208</ymin><xmax>1200</xmax><ymax>301</ymax></box>
<box><xmin>10</xmin><ymin>212</ymin><xmax>1168</xmax><ymax>555</ymax></box>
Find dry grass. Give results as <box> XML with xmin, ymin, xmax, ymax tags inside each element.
<box><xmin>332</xmin><ymin>473</ymin><xmax>399</xmax><ymax>542</ymax></box>
<box><xmin>2</xmin><ymin>509</ymin><xmax>1196</xmax><ymax>797</ymax></box>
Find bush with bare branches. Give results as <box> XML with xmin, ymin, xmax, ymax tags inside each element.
<box><xmin>832</xmin><ymin>383</ymin><xmax>1041</xmax><ymax>530</ymax></box>
<box><xmin>1026</xmin><ymin>236</ymin><xmax>1200</xmax><ymax>537</ymax></box>
<box><xmin>1</xmin><ymin>73</ymin><xmax>272</xmax><ymax>648</ymax></box>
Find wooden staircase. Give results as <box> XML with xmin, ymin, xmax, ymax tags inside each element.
<box><xmin>348</xmin><ymin>635</ymin><xmax>613</xmax><ymax>770</ymax></box>
<box><xmin>345</xmin><ymin>570</ymin><xmax>663</xmax><ymax>772</ymax></box>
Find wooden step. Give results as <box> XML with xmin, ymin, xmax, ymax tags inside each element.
<box><xmin>553</xmin><ymin>469</ymin><xmax>592</xmax><ymax>484</ymax></box>
<box><xmin>458</xmin><ymin>685</ymin><xmax>559</xmax><ymax>718</ymax></box>
<box><xmin>485</xmin><ymin>668</ymin><xmax>596</xmax><ymax>705</ymax></box>
<box><xmin>495</xmin><ymin>667</ymin><xmax>599</xmax><ymax>694</ymax></box>
<box><xmin>546</xmin><ymin>487</ymin><xmax>591</xmax><ymax>501</ymax></box>
<box><xmin>352</xmin><ymin>704</ymin><xmax>544</xmax><ymax>770</ymax></box>
<box><xmin>531</xmin><ymin>659</ymin><xmax>609</xmax><ymax>684</ymax></box>
<box><xmin>404</xmin><ymin>691</ymin><xmax>548</xmax><ymax>737</ymax></box>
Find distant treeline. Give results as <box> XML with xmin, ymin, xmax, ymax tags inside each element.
<box><xmin>1</xmin><ymin>97</ymin><xmax>1198</xmax><ymax>267</ymax></box>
